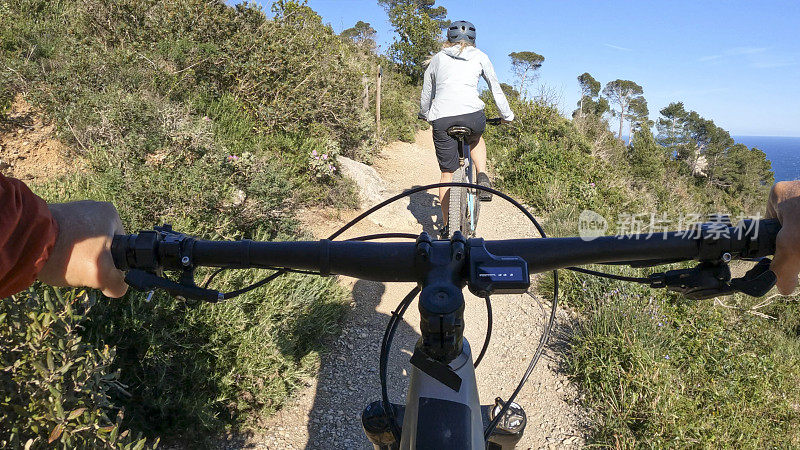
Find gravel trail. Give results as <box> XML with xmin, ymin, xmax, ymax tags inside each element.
<box><xmin>247</xmin><ymin>130</ymin><xmax>589</xmax><ymax>449</ymax></box>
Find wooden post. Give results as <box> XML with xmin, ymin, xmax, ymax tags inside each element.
<box><xmin>376</xmin><ymin>65</ymin><xmax>382</xmax><ymax>141</ymax></box>
<box><xmin>362</xmin><ymin>73</ymin><xmax>369</xmax><ymax>111</ymax></box>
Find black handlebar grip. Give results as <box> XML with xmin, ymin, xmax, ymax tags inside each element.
<box><xmin>112</xmin><ymin>235</ymin><xmax>132</xmax><ymax>271</ymax></box>
<box><xmin>754</xmin><ymin>218</ymin><xmax>781</xmax><ymax>257</ymax></box>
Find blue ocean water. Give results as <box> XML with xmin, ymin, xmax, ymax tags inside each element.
<box><xmin>734</xmin><ymin>136</ymin><xmax>800</xmax><ymax>182</ymax></box>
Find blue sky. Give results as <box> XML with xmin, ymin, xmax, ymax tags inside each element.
<box><xmin>253</xmin><ymin>0</ymin><xmax>800</xmax><ymax>137</ymax></box>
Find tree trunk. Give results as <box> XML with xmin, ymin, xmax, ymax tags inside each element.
<box><xmin>628</xmin><ymin>123</ymin><xmax>633</xmax><ymax>146</ymax></box>
<box><xmin>362</xmin><ymin>73</ymin><xmax>369</xmax><ymax>110</ymax></box>
<box><xmin>579</xmin><ymin>95</ymin><xmax>584</xmax><ymax>118</ymax></box>
<box><xmin>618</xmin><ymin>104</ymin><xmax>625</xmax><ymax>140</ymax></box>
<box><xmin>376</xmin><ymin>65</ymin><xmax>382</xmax><ymax>142</ymax></box>
<box><xmin>670</xmin><ymin>117</ymin><xmax>676</xmax><ymax>145</ymax></box>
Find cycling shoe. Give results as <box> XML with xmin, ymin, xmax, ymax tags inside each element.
<box><xmin>477</xmin><ymin>172</ymin><xmax>493</xmax><ymax>201</ymax></box>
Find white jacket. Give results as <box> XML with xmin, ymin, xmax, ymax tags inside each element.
<box><xmin>419</xmin><ymin>46</ymin><xmax>515</xmax><ymax>122</ymax></box>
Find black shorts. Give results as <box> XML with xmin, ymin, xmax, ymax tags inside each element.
<box><xmin>431</xmin><ymin>110</ymin><xmax>486</xmax><ymax>173</ymax></box>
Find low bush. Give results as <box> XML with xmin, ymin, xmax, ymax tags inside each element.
<box><xmin>1</xmin><ymin>287</ymin><xmax>157</xmax><ymax>449</ymax></box>
<box><xmin>378</xmin><ymin>69</ymin><xmax>424</xmax><ymax>145</ymax></box>
<box><xmin>482</xmin><ymin>97</ymin><xmax>640</xmax><ymax>224</ymax></box>
<box><xmin>31</xmin><ymin>91</ymin><xmax>352</xmax><ymax>441</ymax></box>
<box><xmin>1</xmin><ymin>0</ymin><xmax>391</xmax><ymax>443</ymax></box>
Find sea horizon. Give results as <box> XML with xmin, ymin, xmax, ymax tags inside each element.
<box><xmin>733</xmin><ymin>135</ymin><xmax>800</xmax><ymax>182</ymax></box>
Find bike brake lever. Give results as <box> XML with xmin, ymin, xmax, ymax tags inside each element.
<box><xmin>649</xmin><ymin>262</ymin><xmax>733</xmax><ymax>300</ymax></box>
<box><xmin>125</xmin><ymin>269</ymin><xmax>223</xmax><ymax>302</ymax></box>
<box><xmin>729</xmin><ymin>258</ymin><xmax>776</xmax><ymax>298</ymax></box>
<box><xmin>648</xmin><ymin>259</ymin><xmax>777</xmax><ymax>300</ymax></box>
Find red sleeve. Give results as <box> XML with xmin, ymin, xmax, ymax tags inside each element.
<box><xmin>0</xmin><ymin>173</ymin><xmax>58</xmax><ymax>298</ymax></box>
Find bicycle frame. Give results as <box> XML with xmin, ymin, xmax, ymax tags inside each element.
<box><xmin>361</xmin><ymin>235</ymin><xmax>527</xmax><ymax>450</ymax></box>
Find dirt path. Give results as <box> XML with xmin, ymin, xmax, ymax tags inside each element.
<box><xmin>0</xmin><ymin>95</ymin><xmax>73</xmax><ymax>182</ymax></box>
<box><xmin>249</xmin><ymin>130</ymin><xmax>588</xmax><ymax>449</ymax></box>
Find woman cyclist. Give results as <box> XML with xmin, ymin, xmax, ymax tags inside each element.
<box><xmin>418</xmin><ymin>20</ymin><xmax>515</xmax><ymax>238</ymax></box>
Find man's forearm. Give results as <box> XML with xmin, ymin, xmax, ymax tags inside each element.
<box><xmin>0</xmin><ymin>173</ymin><xmax>58</xmax><ymax>298</ymax></box>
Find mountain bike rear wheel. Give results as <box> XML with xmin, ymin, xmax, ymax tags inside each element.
<box><xmin>448</xmin><ymin>167</ymin><xmax>469</xmax><ymax>236</ymax></box>
<box><xmin>466</xmin><ymin>164</ymin><xmax>480</xmax><ymax>237</ymax></box>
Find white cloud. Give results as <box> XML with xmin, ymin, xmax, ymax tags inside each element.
<box><xmin>699</xmin><ymin>46</ymin><xmax>769</xmax><ymax>62</ymax></box>
<box><xmin>603</xmin><ymin>43</ymin><xmax>632</xmax><ymax>52</ymax></box>
<box><xmin>699</xmin><ymin>54</ymin><xmax>723</xmax><ymax>62</ymax></box>
<box><xmin>752</xmin><ymin>59</ymin><xmax>796</xmax><ymax>69</ymax></box>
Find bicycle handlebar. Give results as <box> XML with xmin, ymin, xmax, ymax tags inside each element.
<box><xmin>112</xmin><ymin>219</ymin><xmax>780</xmax><ymax>284</ymax></box>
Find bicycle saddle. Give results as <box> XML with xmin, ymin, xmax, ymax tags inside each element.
<box><xmin>446</xmin><ymin>126</ymin><xmax>473</xmax><ymax>140</ymax></box>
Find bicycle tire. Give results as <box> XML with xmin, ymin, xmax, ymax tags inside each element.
<box><xmin>448</xmin><ymin>167</ymin><xmax>468</xmax><ymax>236</ymax></box>
<box><xmin>467</xmin><ymin>162</ymin><xmax>480</xmax><ymax>237</ymax></box>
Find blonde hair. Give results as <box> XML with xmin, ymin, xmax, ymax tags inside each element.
<box><xmin>424</xmin><ymin>40</ymin><xmax>475</xmax><ymax>66</ymax></box>
<box><xmin>442</xmin><ymin>41</ymin><xmax>475</xmax><ymax>53</ymax></box>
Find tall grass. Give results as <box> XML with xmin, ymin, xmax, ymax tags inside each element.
<box><xmin>544</xmin><ymin>268</ymin><xmax>800</xmax><ymax>447</ymax></box>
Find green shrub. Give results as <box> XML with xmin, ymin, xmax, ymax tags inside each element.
<box><xmin>0</xmin><ymin>70</ymin><xmax>11</xmax><ymax>119</ymax></box>
<box><xmin>31</xmin><ymin>94</ymin><xmax>352</xmax><ymax>440</ymax></box>
<box><xmin>489</xmin><ymin>84</ymin><xmax>788</xmax><ymax>447</ymax></box>
<box><xmin>482</xmin><ymin>97</ymin><xmax>637</xmax><ymax>223</ymax></box>
<box><xmin>550</xmin><ymin>267</ymin><xmax>800</xmax><ymax>447</ymax></box>
<box><xmin>1</xmin><ymin>0</ymin><xmax>376</xmax><ymax>442</ymax></box>
<box><xmin>1</xmin><ymin>286</ymin><xmax>157</xmax><ymax>449</ymax></box>
<box><xmin>379</xmin><ymin>69</ymin><xmax>423</xmax><ymax>144</ymax></box>
<box><xmin>2</xmin><ymin>0</ymin><xmax>415</xmax><ymax>164</ymax></box>
<box><xmin>78</xmin><ymin>269</ymin><xmax>347</xmax><ymax>438</ymax></box>
<box><xmin>628</xmin><ymin>126</ymin><xmax>666</xmax><ymax>181</ymax></box>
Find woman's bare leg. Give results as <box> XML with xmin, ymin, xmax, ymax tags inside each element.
<box><xmin>439</xmin><ymin>171</ymin><xmax>454</xmax><ymax>225</ymax></box>
<box><xmin>471</xmin><ymin>136</ymin><xmax>487</xmax><ymax>174</ymax></box>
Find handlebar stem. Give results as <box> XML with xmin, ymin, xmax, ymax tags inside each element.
<box><xmin>416</xmin><ymin>232</ymin><xmax>468</xmax><ymax>364</ymax></box>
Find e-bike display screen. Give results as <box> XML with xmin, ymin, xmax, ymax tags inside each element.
<box><xmin>476</xmin><ymin>265</ymin><xmax>525</xmax><ymax>282</ymax></box>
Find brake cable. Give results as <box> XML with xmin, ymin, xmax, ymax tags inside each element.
<box><xmin>197</xmin><ymin>181</ymin><xmax>649</xmax><ymax>442</ymax></box>
<box><xmin>192</xmin><ymin>182</ymin><xmax>557</xmax><ymax>443</ymax></box>
<box><xmin>566</xmin><ymin>266</ymin><xmax>650</xmax><ymax>283</ymax></box>
<box><xmin>473</xmin><ymin>295</ymin><xmax>493</xmax><ymax>368</ymax></box>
